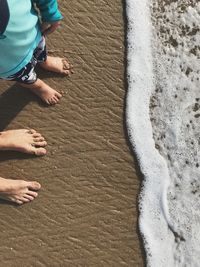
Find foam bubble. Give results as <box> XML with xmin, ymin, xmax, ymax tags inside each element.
<box><xmin>126</xmin><ymin>0</ymin><xmax>174</xmax><ymax>266</ymax></box>
<box><xmin>150</xmin><ymin>1</ymin><xmax>200</xmax><ymax>265</ymax></box>
<box><xmin>126</xmin><ymin>0</ymin><xmax>200</xmax><ymax>266</ymax></box>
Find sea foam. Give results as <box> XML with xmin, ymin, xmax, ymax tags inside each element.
<box><xmin>126</xmin><ymin>0</ymin><xmax>200</xmax><ymax>266</ymax></box>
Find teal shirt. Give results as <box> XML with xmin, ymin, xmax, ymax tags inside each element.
<box><xmin>0</xmin><ymin>0</ymin><xmax>63</xmax><ymax>78</ymax></box>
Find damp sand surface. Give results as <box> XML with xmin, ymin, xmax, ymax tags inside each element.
<box><xmin>0</xmin><ymin>1</ymin><xmax>143</xmax><ymax>266</ymax></box>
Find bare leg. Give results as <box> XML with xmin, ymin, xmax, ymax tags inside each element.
<box><xmin>19</xmin><ymin>78</ymin><xmax>62</xmax><ymax>105</ymax></box>
<box><xmin>39</xmin><ymin>56</ymin><xmax>73</xmax><ymax>75</ymax></box>
<box><xmin>0</xmin><ymin>178</ymin><xmax>41</xmax><ymax>205</ymax></box>
<box><xmin>0</xmin><ymin>129</ymin><xmax>47</xmax><ymax>156</ymax></box>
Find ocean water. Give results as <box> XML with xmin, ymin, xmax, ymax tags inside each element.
<box><xmin>126</xmin><ymin>0</ymin><xmax>200</xmax><ymax>266</ymax></box>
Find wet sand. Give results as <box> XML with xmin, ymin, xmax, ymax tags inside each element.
<box><xmin>0</xmin><ymin>1</ymin><xmax>144</xmax><ymax>266</ymax></box>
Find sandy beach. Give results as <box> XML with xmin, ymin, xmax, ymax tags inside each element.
<box><xmin>0</xmin><ymin>1</ymin><xmax>144</xmax><ymax>266</ymax></box>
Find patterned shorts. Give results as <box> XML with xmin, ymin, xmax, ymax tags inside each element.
<box><xmin>4</xmin><ymin>36</ymin><xmax>47</xmax><ymax>84</ymax></box>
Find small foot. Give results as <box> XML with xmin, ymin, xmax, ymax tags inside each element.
<box><xmin>39</xmin><ymin>56</ymin><xmax>74</xmax><ymax>75</ymax></box>
<box><xmin>19</xmin><ymin>79</ymin><xmax>62</xmax><ymax>105</ymax></box>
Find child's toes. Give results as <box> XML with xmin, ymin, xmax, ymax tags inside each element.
<box><xmin>62</xmin><ymin>59</ymin><xmax>70</xmax><ymax>69</ymax></box>
<box><xmin>63</xmin><ymin>69</ymin><xmax>70</xmax><ymax>75</ymax></box>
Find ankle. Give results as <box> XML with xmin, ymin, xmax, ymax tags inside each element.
<box><xmin>0</xmin><ymin>132</ymin><xmax>8</xmax><ymax>149</ymax></box>
<box><xmin>0</xmin><ymin>177</ymin><xmax>11</xmax><ymax>193</ymax></box>
<box><xmin>19</xmin><ymin>79</ymin><xmax>43</xmax><ymax>90</ymax></box>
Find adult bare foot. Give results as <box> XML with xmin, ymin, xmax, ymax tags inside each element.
<box><xmin>19</xmin><ymin>78</ymin><xmax>62</xmax><ymax>105</ymax></box>
<box><xmin>0</xmin><ymin>178</ymin><xmax>41</xmax><ymax>205</ymax></box>
<box><xmin>39</xmin><ymin>56</ymin><xmax>73</xmax><ymax>75</ymax></box>
<box><xmin>0</xmin><ymin>129</ymin><xmax>47</xmax><ymax>156</ymax></box>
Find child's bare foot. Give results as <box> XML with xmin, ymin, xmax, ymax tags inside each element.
<box><xmin>39</xmin><ymin>56</ymin><xmax>73</xmax><ymax>75</ymax></box>
<box><xmin>0</xmin><ymin>129</ymin><xmax>47</xmax><ymax>156</ymax></box>
<box><xmin>19</xmin><ymin>78</ymin><xmax>62</xmax><ymax>105</ymax></box>
<box><xmin>0</xmin><ymin>178</ymin><xmax>41</xmax><ymax>205</ymax></box>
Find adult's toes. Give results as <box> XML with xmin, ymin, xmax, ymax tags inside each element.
<box><xmin>24</xmin><ymin>194</ymin><xmax>34</xmax><ymax>201</ymax></box>
<box><xmin>34</xmin><ymin>137</ymin><xmax>45</xmax><ymax>142</ymax></box>
<box><xmin>27</xmin><ymin>129</ymin><xmax>36</xmax><ymax>134</ymax></box>
<box><xmin>49</xmin><ymin>98</ymin><xmax>57</xmax><ymax>105</ymax></box>
<box><xmin>55</xmin><ymin>92</ymin><xmax>62</xmax><ymax>98</ymax></box>
<box><xmin>20</xmin><ymin>197</ymin><xmax>31</xmax><ymax>203</ymax></box>
<box><xmin>27</xmin><ymin>181</ymin><xmax>41</xmax><ymax>191</ymax></box>
<box><xmin>51</xmin><ymin>96</ymin><xmax>60</xmax><ymax>104</ymax></box>
<box><xmin>54</xmin><ymin>95</ymin><xmax>61</xmax><ymax>103</ymax></box>
<box><xmin>33</xmin><ymin>133</ymin><xmax>42</xmax><ymax>138</ymax></box>
<box><xmin>33</xmin><ymin>147</ymin><xmax>47</xmax><ymax>156</ymax></box>
<box><xmin>33</xmin><ymin>141</ymin><xmax>47</xmax><ymax>147</ymax></box>
<box><xmin>53</xmin><ymin>95</ymin><xmax>59</xmax><ymax>102</ymax></box>
<box><xmin>15</xmin><ymin>199</ymin><xmax>23</xmax><ymax>205</ymax></box>
<box><xmin>27</xmin><ymin>191</ymin><xmax>38</xmax><ymax>198</ymax></box>
<box><xmin>46</xmin><ymin>99</ymin><xmax>51</xmax><ymax>105</ymax></box>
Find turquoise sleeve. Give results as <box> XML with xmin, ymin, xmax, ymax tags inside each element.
<box><xmin>33</xmin><ymin>0</ymin><xmax>63</xmax><ymax>22</ymax></box>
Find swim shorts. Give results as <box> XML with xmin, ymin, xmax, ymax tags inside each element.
<box><xmin>3</xmin><ymin>36</ymin><xmax>47</xmax><ymax>84</ymax></box>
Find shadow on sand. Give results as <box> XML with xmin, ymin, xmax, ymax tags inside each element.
<box><xmin>0</xmin><ymin>68</ymin><xmax>64</xmax><ymax>162</ymax></box>
<box><xmin>0</xmin><ymin>83</ymin><xmax>36</xmax><ymax>163</ymax></box>
<box><xmin>0</xmin><ymin>67</ymin><xmax>64</xmax><ymax>130</ymax></box>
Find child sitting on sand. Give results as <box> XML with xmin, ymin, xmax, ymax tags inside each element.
<box><xmin>0</xmin><ymin>0</ymin><xmax>72</xmax><ymax>205</ymax></box>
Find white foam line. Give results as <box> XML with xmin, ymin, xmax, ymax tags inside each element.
<box><xmin>126</xmin><ymin>0</ymin><xmax>175</xmax><ymax>266</ymax></box>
